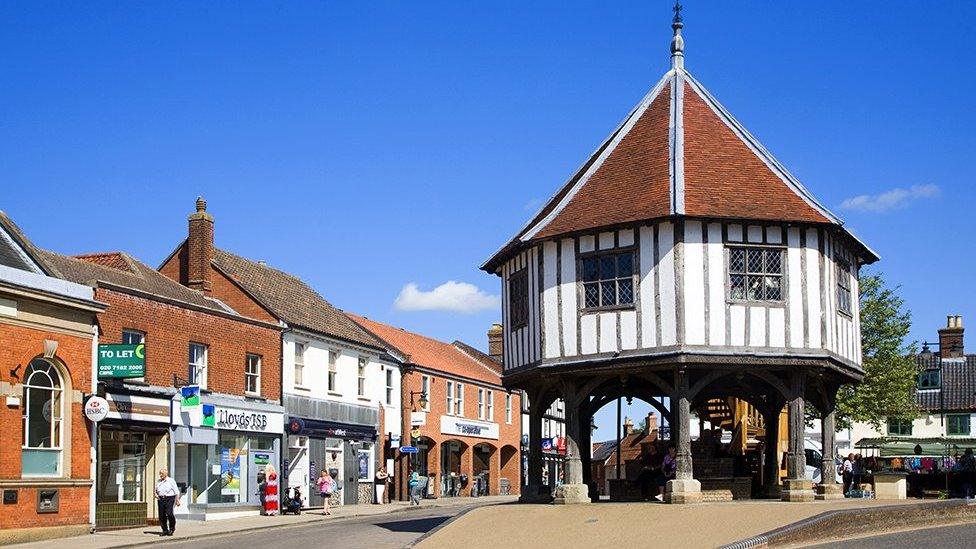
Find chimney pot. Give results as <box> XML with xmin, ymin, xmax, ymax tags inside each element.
<box><xmin>938</xmin><ymin>313</ymin><xmax>965</xmax><ymax>359</ymax></box>
<box><xmin>487</xmin><ymin>323</ymin><xmax>503</xmax><ymax>363</ymax></box>
<box><xmin>623</xmin><ymin>416</ymin><xmax>634</xmax><ymax>436</ymax></box>
<box><xmin>186</xmin><ymin>196</ymin><xmax>215</xmax><ymax>294</ymax></box>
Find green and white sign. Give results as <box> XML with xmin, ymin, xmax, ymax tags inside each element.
<box><xmin>97</xmin><ymin>344</ymin><xmax>145</xmax><ymax>379</ymax></box>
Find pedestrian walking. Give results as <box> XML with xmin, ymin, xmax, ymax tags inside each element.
<box><xmin>374</xmin><ymin>466</ymin><xmax>389</xmax><ymax>504</ymax></box>
<box><xmin>316</xmin><ymin>470</ymin><xmax>335</xmax><ymax>516</ymax></box>
<box><xmin>959</xmin><ymin>448</ymin><xmax>976</xmax><ymax>498</ymax></box>
<box><xmin>264</xmin><ymin>464</ymin><xmax>279</xmax><ymax>516</ymax></box>
<box><xmin>408</xmin><ymin>469</ymin><xmax>422</xmax><ymax>505</ymax></box>
<box><xmin>852</xmin><ymin>454</ymin><xmax>864</xmax><ymax>492</ymax></box>
<box><xmin>154</xmin><ymin>468</ymin><xmax>180</xmax><ymax>536</ymax></box>
<box><xmin>842</xmin><ymin>453</ymin><xmax>854</xmax><ymax>494</ymax></box>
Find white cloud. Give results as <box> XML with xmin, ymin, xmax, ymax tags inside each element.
<box><xmin>840</xmin><ymin>184</ymin><xmax>940</xmax><ymax>213</ymax></box>
<box><xmin>394</xmin><ymin>281</ymin><xmax>499</xmax><ymax>313</ymax></box>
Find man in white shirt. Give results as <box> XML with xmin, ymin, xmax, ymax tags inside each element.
<box><xmin>154</xmin><ymin>468</ymin><xmax>181</xmax><ymax>536</ymax></box>
<box><xmin>842</xmin><ymin>453</ymin><xmax>854</xmax><ymax>495</ymax></box>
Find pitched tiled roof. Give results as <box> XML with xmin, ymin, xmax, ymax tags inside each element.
<box><xmin>452</xmin><ymin>340</ymin><xmax>503</xmax><ymax>375</ymax></box>
<box><xmin>0</xmin><ymin>211</ymin><xmax>55</xmax><ymax>275</ymax></box>
<box><xmin>916</xmin><ymin>355</ymin><xmax>976</xmax><ymax>412</ymax></box>
<box><xmin>483</xmin><ymin>64</ymin><xmax>878</xmax><ymax>272</ymax></box>
<box><xmin>212</xmin><ymin>249</ymin><xmax>382</xmax><ymax>349</ymax></box>
<box><xmin>40</xmin><ymin>250</ymin><xmax>232</xmax><ymax>313</ymax></box>
<box><xmin>347</xmin><ymin>314</ymin><xmax>502</xmax><ymax>385</ymax></box>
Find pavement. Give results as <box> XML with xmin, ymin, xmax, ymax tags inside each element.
<box><xmin>414</xmin><ymin>498</ymin><xmax>925</xmax><ymax>549</ymax></box>
<box><xmin>8</xmin><ymin>496</ymin><xmax>515</xmax><ymax>549</ymax></box>
<box><xmin>806</xmin><ymin>520</ymin><xmax>976</xmax><ymax>548</ymax></box>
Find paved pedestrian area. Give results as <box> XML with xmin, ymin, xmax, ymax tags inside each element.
<box><xmin>416</xmin><ymin>499</ymin><xmax>923</xmax><ymax>549</ymax></box>
<box><xmin>9</xmin><ymin>496</ymin><xmax>514</xmax><ymax>549</ymax></box>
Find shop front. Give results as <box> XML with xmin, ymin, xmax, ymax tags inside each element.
<box><xmin>284</xmin><ymin>395</ymin><xmax>379</xmax><ymax>508</ymax></box>
<box><xmin>170</xmin><ymin>395</ymin><xmax>284</xmax><ymax>520</ymax></box>
<box><xmin>95</xmin><ymin>390</ymin><xmax>172</xmax><ymax>529</ymax></box>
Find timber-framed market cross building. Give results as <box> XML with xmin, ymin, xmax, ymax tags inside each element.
<box><xmin>482</xmin><ymin>9</ymin><xmax>878</xmax><ymax>504</ymax></box>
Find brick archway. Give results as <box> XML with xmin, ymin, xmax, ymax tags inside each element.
<box><xmin>500</xmin><ymin>445</ymin><xmax>519</xmax><ymax>495</ymax></box>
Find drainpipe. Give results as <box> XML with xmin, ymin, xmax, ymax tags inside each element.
<box><xmin>88</xmin><ymin>323</ymin><xmax>98</xmax><ymax>532</ymax></box>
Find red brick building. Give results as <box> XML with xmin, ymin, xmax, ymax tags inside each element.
<box><xmin>0</xmin><ymin>213</ymin><xmax>106</xmax><ymax>544</ymax></box>
<box><xmin>349</xmin><ymin>315</ymin><xmax>521</xmax><ymax>500</ymax></box>
<box><xmin>40</xmin><ymin>220</ymin><xmax>283</xmax><ymax>526</ymax></box>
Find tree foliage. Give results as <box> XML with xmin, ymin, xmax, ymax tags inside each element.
<box><xmin>833</xmin><ymin>272</ymin><xmax>918</xmax><ymax>430</ymax></box>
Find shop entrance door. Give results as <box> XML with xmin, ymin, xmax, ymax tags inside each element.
<box><xmin>307</xmin><ymin>438</ymin><xmax>327</xmax><ymax>507</ymax></box>
<box><xmin>247</xmin><ymin>449</ymin><xmax>278</xmax><ymax>506</ymax></box>
<box><xmin>343</xmin><ymin>441</ymin><xmax>358</xmax><ymax>505</ymax></box>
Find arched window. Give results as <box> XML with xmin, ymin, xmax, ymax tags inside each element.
<box><xmin>22</xmin><ymin>358</ymin><xmax>63</xmax><ymax>476</ymax></box>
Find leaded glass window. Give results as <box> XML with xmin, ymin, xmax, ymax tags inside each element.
<box><xmin>836</xmin><ymin>257</ymin><xmax>852</xmax><ymax>315</ymax></box>
<box><xmin>728</xmin><ymin>246</ymin><xmax>784</xmax><ymax>302</ymax></box>
<box><xmin>509</xmin><ymin>268</ymin><xmax>529</xmax><ymax>330</ymax></box>
<box><xmin>581</xmin><ymin>251</ymin><xmax>635</xmax><ymax>309</ymax></box>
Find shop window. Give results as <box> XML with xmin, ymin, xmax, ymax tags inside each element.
<box><xmin>421</xmin><ymin>375</ymin><xmax>431</xmax><ymax>411</ymax></box>
<box><xmin>294</xmin><ymin>342</ymin><xmax>306</xmax><ymax>387</ymax></box>
<box><xmin>948</xmin><ymin>414</ymin><xmax>971</xmax><ymax>436</ymax></box>
<box><xmin>509</xmin><ymin>268</ymin><xmax>529</xmax><ymax>330</ymax></box>
<box><xmin>245</xmin><ymin>354</ymin><xmax>261</xmax><ymax>395</ymax></box>
<box><xmin>357</xmin><ymin>357</ymin><xmax>367</xmax><ymax>397</ymax></box>
<box><xmin>21</xmin><ymin>359</ymin><xmax>63</xmax><ymax>477</ymax></box>
<box><xmin>328</xmin><ymin>350</ymin><xmax>339</xmax><ymax>392</ymax></box>
<box><xmin>97</xmin><ymin>431</ymin><xmax>147</xmax><ymax>503</ymax></box>
<box><xmin>581</xmin><ymin>250</ymin><xmax>635</xmax><ymax>310</ymax></box>
<box><xmin>188</xmin><ymin>343</ymin><xmax>208</xmax><ymax>389</ymax></box>
<box><xmin>385</xmin><ymin>368</ymin><xmax>394</xmax><ymax>405</ymax></box>
<box><xmin>728</xmin><ymin>246</ymin><xmax>784</xmax><ymax>302</ymax></box>
<box><xmin>887</xmin><ymin>418</ymin><xmax>913</xmax><ymax>436</ymax></box>
<box><xmin>918</xmin><ymin>369</ymin><xmax>941</xmax><ymax>390</ymax></box>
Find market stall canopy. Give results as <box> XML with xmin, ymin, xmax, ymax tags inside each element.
<box><xmin>855</xmin><ymin>437</ymin><xmax>976</xmax><ymax>457</ymax></box>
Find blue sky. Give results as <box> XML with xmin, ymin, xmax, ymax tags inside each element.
<box><xmin>2</xmin><ymin>2</ymin><xmax>973</xmax><ymax>436</ymax></box>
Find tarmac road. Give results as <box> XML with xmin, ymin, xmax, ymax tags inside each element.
<box><xmin>161</xmin><ymin>507</ymin><xmax>458</xmax><ymax>549</ymax></box>
<box><xmin>808</xmin><ymin>521</ymin><xmax>976</xmax><ymax>548</ymax></box>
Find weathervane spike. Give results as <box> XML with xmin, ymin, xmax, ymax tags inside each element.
<box><xmin>670</xmin><ymin>1</ymin><xmax>685</xmax><ymax>69</ymax></box>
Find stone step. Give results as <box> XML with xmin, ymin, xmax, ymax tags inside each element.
<box><xmin>701</xmin><ymin>489</ymin><xmax>733</xmax><ymax>502</ymax></box>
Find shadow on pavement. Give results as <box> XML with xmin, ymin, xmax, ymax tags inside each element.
<box><xmin>373</xmin><ymin>516</ymin><xmax>450</xmax><ymax>534</ymax></box>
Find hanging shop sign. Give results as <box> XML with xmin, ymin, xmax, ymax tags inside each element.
<box><xmin>180</xmin><ymin>385</ymin><xmax>201</xmax><ymax>411</ymax></box>
<box><xmin>104</xmin><ymin>393</ymin><xmax>170</xmax><ymax>423</ymax></box>
<box><xmin>542</xmin><ymin>438</ymin><xmax>554</xmax><ymax>452</ymax></box>
<box><xmin>410</xmin><ymin>412</ymin><xmax>427</xmax><ymax>426</ymax></box>
<box><xmin>97</xmin><ymin>344</ymin><xmax>145</xmax><ymax>379</ymax></box>
<box><xmin>440</xmin><ymin>416</ymin><xmax>499</xmax><ymax>440</ymax></box>
<box><xmin>390</xmin><ymin>434</ymin><xmax>401</xmax><ymax>449</ymax></box>
<box><xmin>83</xmin><ymin>396</ymin><xmax>109</xmax><ymax>422</ymax></box>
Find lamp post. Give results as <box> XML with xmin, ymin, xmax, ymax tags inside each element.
<box><xmin>408</xmin><ymin>391</ymin><xmax>428</xmax><ymax>475</ymax></box>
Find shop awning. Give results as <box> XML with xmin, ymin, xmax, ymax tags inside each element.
<box><xmin>855</xmin><ymin>437</ymin><xmax>976</xmax><ymax>457</ymax></box>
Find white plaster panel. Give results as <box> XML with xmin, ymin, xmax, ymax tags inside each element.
<box><xmin>599</xmin><ymin>232</ymin><xmax>615</xmax><ymax>250</ymax></box>
<box><xmin>707</xmin><ymin>223</ymin><xmax>726</xmax><ymax>346</ymax></box>
<box><xmin>769</xmin><ymin>307</ymin><xmax>786</xmax><ymax>347</ymax></box>
<box><xmin>580</xmin><ymin>235</ymin><xmax>596</xmax><ymax>253</ymax></box>
<box><xmin>683</xmin><ymin>221</ymin><xmax>706</xmax><ymax>345</ymax></box>
<box><xmin>560</xmin><ymin>239</ymin><xmax>578</xmax><ymax>356</ymax></box>
<box><xmin>620</xmin><ymin>310</ymin><xmax>638</xmax><ymax>350</ymax></box>
<box><xmin>542</xmin><ymin>241</ymin><xmax>560</xmax><ymax>359</ymax></box>
<box><xmin>747</xmin><ymin>225</ymin><xmax>763</xmax><ymax>243</ymax></box>
<box><xmin>599</xmin><ymin>312</ymin><xmax>617</xmax><ymax>353</ymax></box>
<box><xmin>658</xmin><ymin>222</ymin><xmax>677</xmax><ymax>346</ymax></box>
<box><xmin>581</xmin><ymin>314</ymin><xmax>598</xmax><ymax>355</ymax></box>
<box><xmin>805</xmin><ymin>229</ymin><xmax>822</xmax><ymax>349</ymax></box>
<box><xmin>618</xmin><ymin>229</ymin><xmax>635</xmax><ymax>247</ymax></box>
<box><xmin>748</xmin><ymin>306</ymin><xmax>766</xmax><ymax>347</ymax></box>
<box><xmin>787</xmin><ymin>228</ymin><xmax>804</xmax><ymax>348</ymax></box>
<box><xmin>730</xmin><ymin>305</ymin><xmax>746</xmax><ymax>346</ymax></box>
<box><xmin>639</xmin><ymin>225</ymin><xmax>658</xmax><ymax>348</ymax></box>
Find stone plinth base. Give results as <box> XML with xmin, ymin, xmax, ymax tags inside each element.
<box><xmin>815</xmin><ymin>483</ymin><xmax>844</xmax><ymax>500</ymax></box>
<box><xmin>553</xmin><ymin>483</ymin><xmax>590</xmax><ymax>505</ymax></box>
<box><xmin>781</xmin><ymin>478</ymin><xmax>815</xmax><ymax>502</ymax></box>
<box><xmin>519</xmin><ymin>484</ymin><xmax>553</xmax><ymax>504</ymax></box>
<box><xmin>664</xmin><ymin>479</ymin><xmax>702</xmax><ymax>504</ymax></box>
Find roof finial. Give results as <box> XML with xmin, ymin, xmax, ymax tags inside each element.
<box><xmin>670</xmin><ymin>1</ymin><xmax>685</xmax><ymax>70</ymax></box>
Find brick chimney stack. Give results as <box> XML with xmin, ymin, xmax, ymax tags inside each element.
<box><xmin>939</xmin><ymin>315</ymin><xmax>964</xmax><ymax>358</ymax></box>
<box><xmin>644</xmin><ymin>412</ymin><xmax>658</xmax><ymax>434</ymax></box>
<box><xmin>487</xmin><ymin>323</ymin><xmax>503</xmax><ymax>363</ymax></box>
<box><xmin>622</xmin><ymin>416</ymin><xmax>633</xmax><ymax>436</ymax></box>
<box><xmin>187</xmin><ymin>196</ymin><xmax>214</xmax><ymax>295</ymax></box>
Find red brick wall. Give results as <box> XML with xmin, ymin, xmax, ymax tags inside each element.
<box><xmin>397</xmin><ymin>368</ymin><xmax>521</xmax><ymax>499</ymax></box>
<box><xmin>94</xmin><ymin>288</ymin><xmax>282</xmax><ymax>400</ymax></box>
<box><xmin>0</xmin><ymin>322</ymin><xmax>95</xmax><ymax>529</ymax></box>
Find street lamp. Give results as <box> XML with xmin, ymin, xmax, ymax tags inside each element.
<box><xmin>410</xmin><ymin>391</ymin><xmax>429</xmax><ymax>411</ymax></box>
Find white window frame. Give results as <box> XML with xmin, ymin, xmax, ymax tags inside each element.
<box><xmin>385</xmin><ymin>368</ymin><xmax>394</xmax><ymax>406</ymax></box>
<box><xmin>478</xmin><ymin>388</ymin><xmax>485</xmax><ymax>420</ymax></box>
<box><xmin>421</xmin><ymin>375</ymin><xmax>431</xmax><ymax>412</ymax></box>
<box><xmin>122</xmin><ymin>329</ymin><xmax>145</xmax><ymax>345</ymax></box>
<box><xmin>21</xmin><ymin>359</ymin><xmax>64</xmax><ymax>477</ymax></box>
<box><xmin>188</xmin><ymin>342</ymin><xmax>208</xmax><ymax>390</ymax></box>
<box><xmin>357</xmin><ymin>357</ymin><xmax>367</xmax><ymax>397</ymax></box>
<box><xmin>245</xmin><ymin>354</ymin><xmax>261</xmax><ymax>395</ymax></box>
<box><xmin>446</xmin><ymin>381</ymin><xmax>454</xmax><ymax>416</ymax></box>
<box><xmin>294</xmin><ymin>342</ymin><xmax>306</xmax><ymax>387</ymax></box>
<box><xmin>487</xmin><ymin>390</ymin><xmax>494</xmax><ymax>422</ymax></box>
<box><xmin>505</xmin><ymin>394</ymin><xmax>512</xmax><ymax>424</ymax></box>
<box><xmin>327</xmin><ymin>349</ymin><xmax>339</xmax><ymax>393</ymax></box>
<box><xmin>455</xmin><ymin>383</ymin><xmax>464</xmax><ymax>417</ymax></box>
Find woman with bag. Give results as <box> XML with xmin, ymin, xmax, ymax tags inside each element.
<box><xmin>316</xmin><ymin>470</ymin><xmax>334</xmax><ymax>516</ymax></box>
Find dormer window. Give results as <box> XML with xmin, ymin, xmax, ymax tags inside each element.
<box><xmin>728</xmin><ymin>246</ymin><xmax>783</xmax><ymax>302</ymax></box>
<box><xmin>581</xmin><ymin>250</ymin><xmax>635</xmax><ymax>310</ymax></box>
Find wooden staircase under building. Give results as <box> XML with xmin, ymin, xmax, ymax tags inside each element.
<box><xmin>699</xmin><ymin>398</ymin><xmax>766</xmax><ymax>454</ymax></box>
